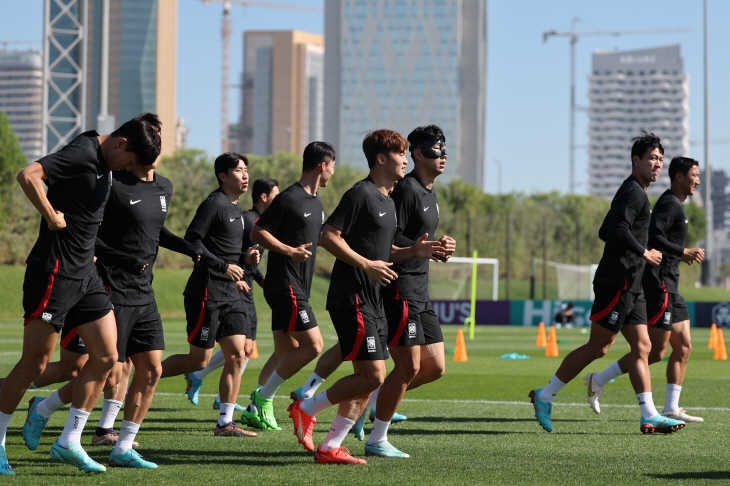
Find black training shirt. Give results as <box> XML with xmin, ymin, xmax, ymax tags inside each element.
<box><xmin>256</xmin><ymin>183</ymin><xmax>323</xmax><ymax>300</ymax></box>
<box><xmin>184</xmin><ymin>189</ymin><xmax>244</xmax><ymax>302</ymax></box>
<box><xmin>593</xmin><ymin>175</ymin><xmax>651</xmax><ymax>292</ymax></box>
<box><xmin>388</xmin><ymin>171</ymin><xmax>439</xmax><ymax>302</ymax></box>
<box><xmin>326</xmin><ymin>177</ymin><xmax>397</xmax><ymax>316</ymax></box>
<box><xmin>26</xmin><ymin>131</ymin><xmax>111</xmax><ymax>279</ymax></box>
<box><xmin>642</xmin><ymin>189</ymin><xmax>687</xmax><ymax>294</ymax></box>
<box><xmin>239</xmin><ymin>207</ymin><xmax>265</xmax><ymax>304</ymax></box>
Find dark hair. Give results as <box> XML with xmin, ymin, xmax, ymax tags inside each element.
<box><xmin>110</xmin><ymin>112</ymin><xmax>162</xmax><ymax>166</ymax></box>
<box><xmin>362</xmin><ymin>129</ymin><xmax>408</xmax><ymax>168</ymax></box>
<box><xmin>302</xmin><ymin>141</ymin><xmax>336</xmax><ymax>172</ymax></box>
<box><xmin>630</xmin><ymin>131</ymin><xmax>664</xmax><ymax>163</ymax></box>
<box><xmin>668</xmin><ymin>156</ymin><xmax>699</xmax><ymax>182</ymax></box>
<box><xmin>407</xmin><ymin>124</ymin><xmax>445</xmax><ymax>153</ymax></box>
<box><xmin>214</xmin><ymin>152</ymin><xmax>248</xmax><ymax>186</ymax></box>
<box><xmin>252</xmin><ymin>177</ymin><xmax>278</xmax><ymax>204</ymax></box>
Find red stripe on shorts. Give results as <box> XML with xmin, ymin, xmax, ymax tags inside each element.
<box><xmin>389</xmin><ymin>299</ymin><xmax>408</xmax><ymax>346</ymax></box>
<box><xmin>648</xmin><ymin>291</ymin><xmax>669</xmax><ymax>326</ymax></box>
<box><xmin>343</xmin><ymin>296</ymin><xmax>365</xmax><ymax>361</ymax></box>
<box><xmin>60</xmin><ymin>328</ymin><xmax>78</xmax><ymax>349</ymax></box>
<box><xmin>188</xmin><ymin>288</ymin><xmax>208</xmax><ymax>343</ymax></box>
<box><xmin>590</xmin><ymin>288</ymin><xmax>622</xmax><ymax>322</ymax></box>
<box><xmin>288</xmin><ymin>284</ymin><xmax>298</xmax><ymax>332</ymax></box>
<box><xmin>25</xmin><ymin>258</ymin><xmax>59</xmax><ymax>326</ymax></box>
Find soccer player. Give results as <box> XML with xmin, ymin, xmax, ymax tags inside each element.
<box><xmin>244</xmin><ymin>142</ymin><xmax>336</xmax><ymax>431</ymax></box>
<box><xmin>288</xmin><ymin>129</ymin><xmax>441</xmax><ymax>465</ymax></box>
<box><xmin>529</xmin><ymin>131</ymin><xmax>686</xmax><ymax>435</ymax></box>
<box><xmin>585</xmin><ymin>157</ymin><xmax>704</xmax><ymax>422</ymax></box>
<box><xmin>159</xmin><ymin>152</ymin><xmax>257</xmax><ymax>438</ymax></box>
<box><xmin>0</xmin><ymin>114</ymin><xmax>160</xmax><ymax>475</ymax></box>
<box><xmin>185</xmin><ymin>178</ymin><xmax>279</xmax><ymax>411</ymax></box>
<box><xmin>365</xmin><ymin>124</ymin><xmax>456</xmax><ymax>457</ymax></box>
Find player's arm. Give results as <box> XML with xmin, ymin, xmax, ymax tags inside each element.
<box><xmin>184</xmin><ymin>201</ymin><xmax>243</xmax><ymax>281</ymax></box>
<box><xmin>434</xmin><ymin>235</ymin><xmax>456</xmax><ymax>262</ymax></box>
<box><xmin>253</xmin><ymin>266</ymin><xmax>265</xmax><ymax>287</ymax></box>
<box><xmin>251</xmin><ymin>226</ymin><xmax>312</xmax><ymax>263</ymax></box>
<box><xmin>320</xmin><ymin>224</ymin><xmax>397</xmax><ymax>286</ymax></box>
<box><xmin>16</xmin><ymin>162</ymin><xmax>66</xmax><ymax>231</ymax></box>
<box><xmin>650</xmin><ymin>204</ymin><xmax>704</xmax><ymax>265</ymax></box>
<box><xmin>612</xmin><ymin>191</ymin><xmax>661</xmax><ymax>266</ymax></box>
<box><xmin>159</xmin><ymin>226</ymin><xmax>204</xmax><ymax>263</ymax></box>
<box><xmin>390</xmin><ymin>233</ymin><xmax>445</xmax><ymax>263</ymax></box>
<box><xmin>94</xmin><ymin>237</ymin><xmax>148</xmax><ymax>274</ymax></box>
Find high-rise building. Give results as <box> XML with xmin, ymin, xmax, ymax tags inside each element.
<box><xmin>587</xmin><ymin>45</ymin><xmax>689</xmax><ymax>198</ymax></box>
<box><xmin>323</xmin><ymin>0</ymin><xmax>487</xmax><ymax>188</ymax></box>
<box><xmin>239</xmin><ymin>30</ymin><xmax>324</xmax><ymax>156</ymax></box>
<box><xmin>0</xmin><ymin>48</ymin><xmax>43</xmax><ymax>161</ymax></box>
<box><xmin>43</xmin><ymin>0</ymin><xmax>177</xmax><ymax>156</ymax></box>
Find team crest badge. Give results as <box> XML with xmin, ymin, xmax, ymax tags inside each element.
<box><xmin>407</xmin><ymin>322</ymin><xmax>417</xmax><ymax>339</ymax></box>
<box><xmin>609</xmin><ymin>311</ymin><xmax>619</xmax><ymax>325</ymax></box>
<box><xmin>367</xmin><ymin>336</ymin><xmax>376</xmax><ymax>352</ymax></box>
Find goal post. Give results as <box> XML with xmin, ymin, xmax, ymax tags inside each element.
<box><xmin>530</xmin><ymin>258</ymin><xmax>598</xmax><ymax>301</ymax></box>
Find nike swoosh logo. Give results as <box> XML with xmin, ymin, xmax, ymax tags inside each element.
<box><xmin>304</xmin><ymin>213</ymin><xmax>311</xmax><ymax>217</ymax></box>
<box><xmin>130</xmin><ymin>199</ymin><xmax>141</xmax><ymax>205</ymax></box>
<box><xmin>97</xmin><ymin>174</ymin><xmax>104</xmax><ymax>179</ymax></box>
<box><xmin>587</xmin><ymin>376</ymin><xmax>595</xmax><ymax>397</ymax></box>
<box><xmin>424</xmin><ymin>207</ymin><xmax>429</xmax><ymax>211</ymax></box>
<box><xmin>230</xmin><ymin>218</ymin><xmax>236</xmax><ymax>222</ymax></box>
<box><xmin>379</xmin><ymin>212</ymin><xmax>386</xmax><ymax>217</ymax></box>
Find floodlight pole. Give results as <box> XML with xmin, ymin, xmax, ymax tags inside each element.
<box><xmin>702</xmin><ymin>0</ymin><xmax>713</xmax><ymax>286</ymax></box>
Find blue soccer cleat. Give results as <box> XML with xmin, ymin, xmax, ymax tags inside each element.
<box><xmin>640</xmin><ymin>415</ymin><xmax>686</xmax><ymax>434</ymax></box>
<box><xmin>108</xmin><ymin>448</ymin><xmax>158</xmax><ymax>469</ymax></box>
<box><xmin>213</xmin><ymin>397</ymin><xmax>246</xmax><ymax>411</ymax></box>
<box><xmin>290</xmin><ymin>387</ymin><xmax>305</xmax><ymax>402</ymax></box>
<box><xmin>364</xmin><ymin>440</ymin><xmax>410</xmax><ymax>458</ymax></box>
<box><xmin>369</xmin><ymin>406</ymin><xmax>407</xmax><ymax>423</ymax></box>
<box><xmin>0</xmin><ymin>445</ymin><xmax>15</xmax><ymax>475</ymax></box>
<box><xmin>184</xmin><ymin>373</ymin><xmax>203</xmax><ymax>406</ymax></box>
<box><xmin>529</xmin><ymin>388</ymin><xmax>553</xmax><ymax>432</ymax></box>
<box><xmin>352</xmin><ymin>411</ymin><xmax>366</xmax><ymax>440</ymax></box>
<box><xmin>50</xmin><ymin>441</ymin><xmax>106</xmax><ymax>474</ymax></box>
<box><xmin>23</xmin><ymin>396</ymin><xmax>50</xmax><ymax>450</ymax></box>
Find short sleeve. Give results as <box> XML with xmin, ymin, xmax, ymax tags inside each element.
<box><xmin>38</xmin><ymin>139</ymin><xmax>96</xmax><ymax>183</ymax></box>
<box><xmin>326</xmin><ymin>186</ymin><xmax>364</xmax><ymax>235</ymax></box>
<box><xmin>256</xmin><ymin>194</ymin><xmax>287</xmax><ymax>236</ymax></box>
<box><xmin>186</xmin><ymin>197</ymin><xmax>219</xmax><ymax>241</ymax></box>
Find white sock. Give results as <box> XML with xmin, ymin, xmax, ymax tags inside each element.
<box><xmin>300</xmin><ymin>372</ymin><xmax>325</xmax><ymax>399</ymax></box>
<box><xmin>366</xmin><ymin>418</ymin><xmax>390</xmax><ymax>445</ymax></box>
<box><xmin>593</xmin><ymin>361</ymin><xmax>624</xmax><ymax>388</ymax></box>
<box><xmin>259</xmin><ymin>371</ymin><xmax>286</xmax><ymax>399</ymax></box>
<box><xmin>28</xmin><ymin>382</ymin><xmax>38</xmax><ymax>390</ymax></box>
<box><xmin>366</xmin><ymin>387</ymin><xmax>380</xmax><ymax>410</ymax></box>
<box><xmin>665</xmin><ymin>383</ymin><xmax>682</xmax><ymax>413</ymax></box>
<box><xmin>194</xmin><ymin>349</ymin><xmax>226</xmax><ymax>380</ymax></box>
<box><xmin>58</xmin><ymin>408</ymin><xmax>90</xmax><ymax>446</ymax></box>
<box><xmin>0</xmin><ymin>411</ymin><xmax>12</xmax><ymax>446</ymax></box>
<box><xmin>36</xmin><ymin>390</ymin><xmax>68</xmax><ymax>419</ymax></box>
<box><xmin>539</xmin><ymin>375</ymin><xmax>566</xmax><ymax>403</ymax></box>
<box><xmin>300</xmin><ymin>390</ymin><xmax>332</xmax><ymax>417</ymax></box>
<box><xmin>320</xmin><ymin>415</ymin><xmax>354</xmax><ymax>451</ymax></box>
<box><xmin>98</xmin><ymin>399</ymin><xmax>123</xmax><ymax>429</ymax></box>
<box><xmin>637</xmin><ymin>392</ymin><xmax>658</xmax><ymax>419</ymax></box>
<box><xmin>218</xmin><ymin>403</ymin><xmax>235</xmax><ymax>426</ymax></box>
<box><xmin>113</xmin><ymin>420</ymin><xmax>140</xmax><ymax>454</ymax></box>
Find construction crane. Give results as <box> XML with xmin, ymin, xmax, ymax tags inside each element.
<box><xmin>543</xmin><ymin>20</ymin><xmax>690</xmax><ymax>194</ymax></box>
<box><xmin>200</xmin><ymin>0</ymin><xmax>323</xmax><ymax>153</ymax></box>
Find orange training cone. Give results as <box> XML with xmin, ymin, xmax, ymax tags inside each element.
<box><xmin>709</xmin><ymin>323</ymin><xmax>718</xmax><ymax>349</ymax></box>
<box><xmin>714</xmin><ymin>329</ymin><xmax>727</xmax><ymax>361</ymax></box>
<box><xmin>536</xmin><ymin>321</ymin><xmax>547</xmax><ymax>347</ymax></box>
<box><xmin>250</xmin><ymin>340</ymin><xmax>259</xmax><ymax>359</ymax></box>
<box><xmin>454</xmin><ymin>329</ymin><xmax>468</xmax><ymax>362</ymax></box>
<box><xmin>545</xmin><ymin>326</ymin><xmax>559</xmax><ymax>357</ymax></box>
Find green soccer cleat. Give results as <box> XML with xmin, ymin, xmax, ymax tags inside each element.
<box><xmin>364</xmin><ymin>440</ymin><xmax>410</xmax><ymax>458</ymax></box>
<box><xmin>640</xmin><ymin>415</ymin><xmax>686</xmax><ymax>434</ymax></box>
<box><xmin>251</xmin><ymin>389</ymin><xmax>280</xmax><ymax>430</ymax></box>
<box><xmin>0</xmin><ymin>445</ymin><xmax>15</xmax><ymax>475</ymax></box>
<box><xmin>213</xmin><ymin>397</ymin><xmax>246</xmax><ymax>411</ymax></box>
<box><xmin>241</xmin><ymin>407</ymin><xmax>270</xmax><ymax>430</ymax></box>
<box><xmin>290</xmin><ymin>387</ymin><xmax>305</xmax><ymax>401</ymax></box>
<box><xmin>529</xmin><ymin>388</ymin><xmax>553</xmax><ymax>432</ymax></box>
<box><xmin>108</xmin><ymin>448</ymin><xmax>158</xmax><ymax>469</ymax></box>
<box><xmin>23</xmin><ymin>396</ymin><xmax>50</xmax><ymax>451</ymax></box>
<box><xmin>184</xmin><ymin>373</ymin><xmax>203</xmax><ymax>406</ymax></box>
<box><xmin>50</xmin><ymin>441</ymin><xmax>106</xmax><ymax>474</ymax></box>
<box><xmin>352</xmin><ymin>411</ymin><xmax>366</xmax><ymax>440</ymax></box>
<box><xmin>369</xmin><ymin>406</ymin><xmax>407</xmax><ymax>423</ymax></box>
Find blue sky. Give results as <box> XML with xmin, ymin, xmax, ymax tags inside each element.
<box><xmin>1</xmin><ymin>0</ymin><xmax>728</xmax><ymax>195</ymax></box>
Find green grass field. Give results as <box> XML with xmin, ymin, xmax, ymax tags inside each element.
<box><xmin>0</xmin><ymin>320</ymin><xmax>728</xmax><ymax>485</ymax></box>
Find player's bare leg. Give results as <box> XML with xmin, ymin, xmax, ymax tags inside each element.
<box><xmin>407</xmin><ymin>342</ymin><xmax>445</xmax><ymax>390</ymax></box>
<box><xmin>31</xmin><ymin>349</ymin><xmax>88</xmax><ymax>389</ymax></box>
<box><xmin>291</xmin><ymin>342</ymin><xmax>343</xmax><ymax>401</ymax></box>
<box><xmin>160</xmin><ymin>345</ymin><xmax>213</xmax><ymax>378</ymax></box>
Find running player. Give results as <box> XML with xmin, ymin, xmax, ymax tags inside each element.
<box><xmin>585</xmin><ymin>156</ymin><xmax>704</xmax><ymax>422</ymax></box>
<box><xmin>244</xmin><ymin>142</ymin><xmax>336</xmax><ymax>431</ymax></box>
<box><xmin>0</xmin><ymin>114</ymin><xmax>161</xmax><ymax>475</ymax></box>
<box><xmin>288</xmin><ymin>129</ymin><xmax>441</xmax><ymax>465</ymax></box>
<box><xmin>186</xmin><ymin>178</ymin><xmax>279</xmax><ymax>411</ymax></box>
<box><xmin>529</xmin><ymin>131</ymin><xmax>686</xmax><ymax>435</ymax></box>
<box><xmin>365</xmin><ymin>124</ymin><xmax>456</xmax><ymax>457</ymax></box>
<box><xmin>159</xmin><ymin>152</ymin><xmax>256</xmax><ymax>438</ymax></box>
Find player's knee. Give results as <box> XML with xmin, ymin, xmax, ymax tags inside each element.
<box><xmin>310</xmin><ymin>339</ymin><xmax>324</xmax><ymax>358</ymax></box>
<box><xmin>21</xmin><ymin>355</ymin><xmax>49</xmax><ymax>378</ymax></box>
<box><xmin>139</xmin><ymin>364</ymin><xmax>162</xmax><ymax>387</ymax></box>
<box><xmin>648</xmin><ymin>348</ymin><xmax>666</xmax><ymax>364</ymax></box>
<box><xmin>365</xmin><ymin>369</ymin><xmax>387</xmax><ymax>390</ymax></box>
<box><xmin>63</xmin><ymin>367</ymin><xmax>80</xmax><ymax>381</ymax></box>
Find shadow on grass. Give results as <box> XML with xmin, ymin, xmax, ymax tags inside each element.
<box><xmin>150</xmin><ymin>449</ymin><xmax>313</xmax><ymax>467</ymax></box>
<box><xmin>646</xmin><ymin>472</ymin><xmax>730</xmax><ymax>480</ymax></box>
<box><xmin>411</xmin><ymin>417</ymin><xmax>537</xmax><ymax>424</ymax></box>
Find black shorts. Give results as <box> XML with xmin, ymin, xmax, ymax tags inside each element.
<box><xmin>23</xmin><ymin>266</ymin><xmax>112</xmax><ymax>332</ymax></box>
<box><xmin>385</xmin><ymin>296</ymin><xmax>444</xmax><ymax>346</ymax></box>
<box><xmin>243</xmin><ymin>301</ymin><xmax>258</xmax><ymax>341</ymax></box>
<box><xmin>115</xmin><ymin>303</ymin><xmax>165</xmax><ymax>361</ymax></box>
<box><xmin>185</xmin><ymin>297</ymin><xmax>248</xmax><ymax>349</ymax></box>
<box><xmin>329</xmin><ymin>303</ymin><xmax>389</xmax><ymax>362</ymax></box>
<box><xmin>646</xmin><ymin>291</ymin><xmax>690</xmax><ymax>330</ymax></box>
<box><xmin>590</xmin><ymin>286</ymin><xmax>647</xmax><ymax>333</ymax></box>
<box><xmin>265</xmin><ymin>292</ymin><xmax>318</xmax><ymax>333</ymax></box>
<box><xmin>60</xmin><ymin>326</ymin><xmax>87</xmax><ymax>354</ymax></box>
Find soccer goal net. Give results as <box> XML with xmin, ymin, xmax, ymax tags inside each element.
<box><xmin>428</xmin><ymin>256</ymin><xmax>499</xmax><ymax>301</ymax></box>
<box><xmin>531</xmin><ymin>258</ymin><xmax>597</xmax><ymax>301</ymax></box>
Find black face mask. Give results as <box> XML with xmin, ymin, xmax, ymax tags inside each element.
<box><xmin>414</xmin><ymin>139</ymin><xmax>447</xmax><ymax>159</ymax></box>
